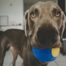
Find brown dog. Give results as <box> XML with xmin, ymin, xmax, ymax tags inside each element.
<box><xmin>24</xmin><ymin>1</ymin><xmax>65</xmax><ymax>66</ymax></box>
<box><xmin>0</xmin><ymin>29</ymin><xmax>26</xmax><ymax>66</ymax></box>
<box><xmin>0</xmin><ymin>1</ymin><xmax>65</xmax><ymax>66</ymax></box>
<box><xmin>0</xmin><ymin>31</ymin><xmax>4</xmax><ymax>66</ymax></box>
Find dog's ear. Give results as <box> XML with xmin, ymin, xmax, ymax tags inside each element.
<box><xmin>59</xmin><ymin>24</ymin><xmax>65</xmax><ymax>38</ymax></box>
<box><xmin>60</xmin><ymin>13</ymin><xmax>66</xmax><ymax>55</ymax></box>
<box><xmin>24</xmin><ymin>10</ymin><xmax>34</xmax><ymax>37</ymax></box>
<box><xmin>24</xmin><ymin>10</ymin><xmax>29</xmax><ymax>36</ymax></box>
<box><xmin>59</xmin><ymin>12</ymin><xmax>65</xmax><ymax>38</ymax></box>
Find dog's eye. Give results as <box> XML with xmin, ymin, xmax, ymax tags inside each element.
<box><xmin>30</xmin><ymin>8</ymin><xmax>39</xmax><ymax>18</ymax></box>
<box><xmin>52</xmin><ymin>8</ymin><xmax>61</xmax><ymax>17</ymax></box>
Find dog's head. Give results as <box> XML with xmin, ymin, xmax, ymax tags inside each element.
<box><xmin>25</xmin><ymin>1</ymin><xmax>65</xmax><ymax>49</ymax></box>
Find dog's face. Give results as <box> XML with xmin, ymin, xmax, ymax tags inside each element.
<box><xmin>25</xmin><ymin>1</ymin><xmax>65</xmax><ymax>48</ymax></box>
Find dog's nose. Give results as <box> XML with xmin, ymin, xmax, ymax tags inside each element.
<box><xmin>37</xmin><ymin>25</ymin><xmax>58</xmax><ymax>44</ymax></box>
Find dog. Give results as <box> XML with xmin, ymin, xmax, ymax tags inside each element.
<box><xmin>0</xmin><ymin>29</ymin><xmax>26</xmax><ymax>66</ymax></box>
<box><xmin>0</xmin><ymin>31</ymin><xmax>4</xmax><ymax>66</ymax></box>
<box><xmin>23</xmin><ymin>1</ymin><xmax>65</xmax><ymax>66</ymax></box>
<box><xmin>0</xmin><ymin>1</ymin><xmax>65</xmax><ymax>66</ymax></box>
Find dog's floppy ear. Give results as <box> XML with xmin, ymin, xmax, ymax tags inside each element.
<box><xmin>59</xmin><ymin>12</ymin><xmax>65</xmax><ymax>38</ymax></box>
<box><xmin>60</xmin><ymin>14</ymin><xmax>66</xmax><ymax>55</ymax></box>
<box><xmin>24</xmin><ymin>10</ymin><xmax>29</xmax><ymax>36</ymax></box>
<box><xmin>59</xmin><ymin>23</ymin><xmax>65</xmax><ymax>38</ymax></box>
<box><xmin>24</xmin><ymin>9</ymin><xmax>35</xmax><ymax>37</ymax></box>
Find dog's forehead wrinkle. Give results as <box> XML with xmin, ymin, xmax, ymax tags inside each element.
<box><xmin>30</xmin><ymin>1</ymin><xmax>57</xmax><ymax>10</ymax></box>
<box><xmin>34</xmin><ymin>1</ymin><xmax>56</xmax><ymax>6</ymax></box>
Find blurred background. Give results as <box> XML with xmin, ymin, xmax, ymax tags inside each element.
<box><xmin>0</xmin><ymin>0</ymin><xmax>66</xmax><ymax>66</ymax></box>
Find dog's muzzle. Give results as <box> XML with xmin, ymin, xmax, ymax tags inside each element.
<box><xmin>37</xmin><ymin>25</ymin><xmax>58</xmax><ymax>45</ymax></box>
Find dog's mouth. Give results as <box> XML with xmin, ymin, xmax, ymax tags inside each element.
<box><xmin>52</xmin><ymin>42</ymin><xmax>61</xmax><ymax>48</ymax></box>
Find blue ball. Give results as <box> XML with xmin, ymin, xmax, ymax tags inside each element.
<box><xmin>32</xmin><ymin>48</ymin><xmax>56</xmax><ymax>63</ymax></box>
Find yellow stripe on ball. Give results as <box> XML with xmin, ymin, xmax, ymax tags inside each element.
<box><xmin>52</xmin><ymin>48</ymin><xmax>60</xmax><ymax>57</ymax></box>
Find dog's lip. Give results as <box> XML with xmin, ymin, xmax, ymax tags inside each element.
<box><xmin>52</xmin><ymin>44</ymin><xmax>61</xmax><ymax>48</ymax></box>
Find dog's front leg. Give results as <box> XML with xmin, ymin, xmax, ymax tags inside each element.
<box><xmin>23</xmin><ymin>48</ymin><xmax>34</xmax><ymax>66</ymax></box>
<box><xmin>23</xmin><ymin>47</ymin><xmax>48</xmax><ymax>66</ymax></box>
<box><xmin>10</xmin><ymin>46</ymin><xmax>18</xmax><ymax>66</ymax></box>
